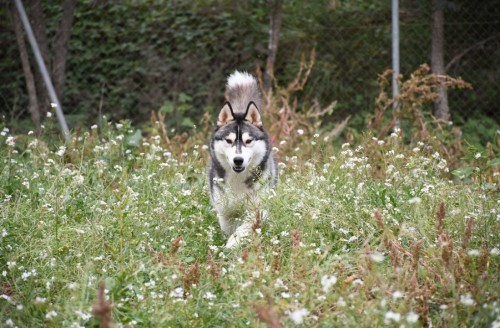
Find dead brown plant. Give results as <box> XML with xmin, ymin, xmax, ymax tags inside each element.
<box><xmin>92</xmin><ymin>281</ymin><xmax>113</xmax><ymax>328</ymax></box>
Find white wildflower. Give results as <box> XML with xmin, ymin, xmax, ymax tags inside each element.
<box><xmin>241</xmin><ymin>281</ymin><xmax>252</xmax><ymax>288</ymax></box>
<box><xmin>169</xmin><ymin>287</ymin><xmax>184</xmax><ymax>299</ymax></box>
<box><xmin>321</xmin><ymin>275</ymin><xmax>337</xmax><ymax>293</ymax></box>
<box><xmin>460</xmin><ymin>293</ymin><xmax>475</xmax><ymax>306</ymax></box>
<box><xmin>392</xmin><ymin>290</ymin><xmax>404</xmax><ymax>300</ymax></box>
<box><xmin>289</xmin><ymin>308</ymin><xmax>309</xmax><ymax>325</ymax></box>
<box><xmin>385</xmin><ymin>311</ymin><xmax>401</xmax><ymax>322</ymax></box>
<box><xmin>55</xmin><ymin>146</ymin><xmax>66</xmax><ymax>157</ymax></box>
<box><xmin>274</xmin><ymin>278</ymin><xmax>287</xmax><ymax>290</ymax></box>
<box><xmin>352</xmin><ymin>279</ymin><xmax>364</xmax><ymax>285</ymax></box>
<box><xmin>406</xmin><ymin>311</ymin><xmax>419</xmax><ymax>323</ymax></box>
<box><xmin>408</xmin><ymin>197</ymin><xmax>422</xmax><ymax>204</ymax></box>
<box><xmin>6</xmin><ymin>136</ymin><xmax>14</xmax><ymax>147</ymax></box>
<box><xmin>45</xmin><ymin>310</ymin><xmax>58</xmax><ymax>320</ymax></box>
<box><xmin>0</xmin><ymin>294</ymin><xmax>12</xmax><ymax>303</ymax></box>
<box><xmin>75</xmin><ymin>310</ymin><xmax>92</xmax><ymax>322</ymax></box>
<box><xmin>467</xmin><ymin>249</ymin><xmax>480</xmax><ymax>256</ymax></box>
<box><xmin>73</xmin><ymin>175</ymin><xmax>84</xmax><ymax>185</ymax></box>
<box><xmin>68</xmin><ymin>282</ymin><xmax>80</xmax><ymax>290</ymax></box>
<box><xmin>347</xmin><ymin>236</ymin><xmax>358</xmax><ymax>243</ymax></box>
<box><xmin>369</xmin><ymin>252</ymin><xmax>384</xmax><ymax>263</ymax></box>
<box><xmin>203</xmin><ymin>292</ymin><xmax>216</xmax><ymax>300</ymax></box>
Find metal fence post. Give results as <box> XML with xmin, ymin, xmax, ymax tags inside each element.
<box><xmin>392</xmin><ymin>0</ymin><xmax>400</xmax><ymax>130</ymax></box>
<box><xmin>14</xmin><ymin>0</ymin><xmax>70</xmax><ymax>141</ymax></box>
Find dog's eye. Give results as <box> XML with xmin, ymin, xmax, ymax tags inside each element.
<box><xmin>225</xmin><ymin>139</ymin><xmax>233</xmax><ymax>144</ymax></box>
<box><xmin>245</xmin><ymin>139</ymin><xmax>253</xmax><ymax>144</ymax></box>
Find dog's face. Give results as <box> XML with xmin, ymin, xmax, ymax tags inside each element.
<box><xmin>212</xmin><ymin>102</ymin><xmax>269</xmax><ymax>174</ymax></box>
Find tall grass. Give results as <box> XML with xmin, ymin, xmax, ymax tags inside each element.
<box><xmin>0</xmin><ymin>111</ymin><xmax>498</xmax><ymax>327</ymax></box>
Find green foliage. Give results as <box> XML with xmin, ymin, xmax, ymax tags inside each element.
<box><xmin>0</xmin><ymin>0</ymin><xmax>269</xmax><ymax>130</ymax></box>
<box><xmin>456</xmin><ymin>113</ymin><xmax>500</xmax><ymax>154</ymax></box>
<box><xmin>1</xmin><ymin>0</ymin><xmax>497</xmax><ymax>146</ymax></box>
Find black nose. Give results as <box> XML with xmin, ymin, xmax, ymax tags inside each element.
<box><xmin>233</xmin><ymin>157</ymin><xmax>244</xmax><ymax>166</ymax></box>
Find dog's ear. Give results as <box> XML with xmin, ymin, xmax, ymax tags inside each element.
<box><xmin>244</xmin><ymin>102</ymin><xmax>262</xmax><ymax>126</ymax></box>
<box><xmin>217</xmin><ymin>102</ymin><xmax>234</xmax><ymax>126</ymax></box>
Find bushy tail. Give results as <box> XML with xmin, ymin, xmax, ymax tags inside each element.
<box><xmin>226</xmin><ymin>71</ymin><xmax>262</xmax><ymax>114</ymax></box>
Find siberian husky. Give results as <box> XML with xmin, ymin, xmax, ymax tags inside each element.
<box><xmin>208</xmin><ymin>71</ymin><xmax>278</xmax><ymax>248</ymax></box>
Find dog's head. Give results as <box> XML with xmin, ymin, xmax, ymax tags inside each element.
<box><xmin>211</xmin><ymin>102</ymin><xmax>269</xmax><ymax>174</ymax></box>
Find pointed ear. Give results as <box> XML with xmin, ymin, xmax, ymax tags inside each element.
<box><xmin>217</xmin><ymin>102</ymin><xmax>234</xmax><ymax>126</ymax></box>
<box><xmin>244</xmin><ymin>102</ymin><xmax>262</xmax><ymax>126</ymax></box>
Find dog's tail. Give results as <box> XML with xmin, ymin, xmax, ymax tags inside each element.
<box><xmin>226</xmin><ymin>71</ymin><xmax>262</xmax><ymax>114</ymax></box>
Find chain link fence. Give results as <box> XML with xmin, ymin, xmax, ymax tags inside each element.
<box><xmin>302</xmin><ymin>1</ymin><xmax>499</xmax><ymax>130</ymax></box>
<box><xmin>399</xmin><ymin>0</ymin><xmax>499</xmax><ymax>126</ymax></box>
<box><xmin>1</xmin><ymin>1</ymin><xmax>498</xmax><ymax>142</ymax></box>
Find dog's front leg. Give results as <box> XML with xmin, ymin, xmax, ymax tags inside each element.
<box><xmin>224</xmin><ymin>208</ymin><xmax>266</xmax><ymax>249</ymax></box>
<box><xmin>225</xmin><ymin>221</ymin><xmax>253</xmax><ymax>249</ymax></box>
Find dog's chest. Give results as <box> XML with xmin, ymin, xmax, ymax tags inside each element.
<box><xmin>224</xmin><ymin>171</ymin><xmax>254</xmax><ymax>194</ymax></box>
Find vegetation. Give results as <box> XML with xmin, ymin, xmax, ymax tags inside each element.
<box><xmin>0</xmin><ymin>69</ymin><xmax>499</xmax><ymax>327</ymax></box>
<box><xmin>1</xmin><ymin>0</ymin><xmax>498</xmax><ymax>148</ymax></box>
<box><xmin>0</xmin><ymin>1</ymin><xmax>498</xmax><ymax>326</ymax></box>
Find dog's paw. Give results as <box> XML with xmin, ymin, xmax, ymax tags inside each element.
<box><xmin>224</xmin><ymin>234</ymin><xmax>240</xmax><ymax>249</ymax></box>
<box><xmin>224</xmin><ymin>223</ymin><xmax>252</xmax><ymax>249</ymax></box>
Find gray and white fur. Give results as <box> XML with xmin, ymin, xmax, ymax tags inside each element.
<box><xmin>208</xmin><ymin>71</ymin><xmax>278</xmax><ymax>248</ymax></box>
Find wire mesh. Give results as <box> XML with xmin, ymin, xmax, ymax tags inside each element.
<box><xmin>0</xmin><ymin>1</ymin><xmax>498</xmax><ymax>137</ymax></box>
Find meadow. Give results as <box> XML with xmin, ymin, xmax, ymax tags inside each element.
<box><xmin>0</xmin><ymin>106</ymin><xmax>498</xmax><ymax>328</ymax></box>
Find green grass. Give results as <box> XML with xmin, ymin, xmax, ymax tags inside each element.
<box><xmin>0</xmin><ymin>122</ymin><xmax>498</xmax><ymax>328</ymax></box>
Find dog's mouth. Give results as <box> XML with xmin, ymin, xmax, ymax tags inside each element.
<box><xmin>232</xmin><ymin>166</ymin><xmax>245</xmax><ymax>173</ymax></box>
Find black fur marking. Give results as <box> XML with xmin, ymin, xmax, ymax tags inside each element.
<box><xmin>244</xmin><ymin>165</ymin><xmax>265</xmax><ymax>188</ymax></box>
<box><xmin>209</xmin><ymin>136</ymin><xmax>227</xmax><ymax>185</ymax></box>
<box><xmin>226</xmin><ymin>101</ymin><xmax>236</xmax><ymax>118</ymax></box>
<box><xmin>244</xmin><ymin>101</ymin><xmax>260</xmax><ymax>117</ymax></box>
<box><xmin>208</xmin><ymin>159</ymin><xmax>226</xmax><ymax>196</ymax></box>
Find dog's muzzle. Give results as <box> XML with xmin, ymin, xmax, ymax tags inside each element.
<box><xmin>233</xmin><ymin>166</ymin><xmax>245</xmax><ymax>173</ymax></box>
<box><xmin>233</xmin><ymin>157</ymin><xmax>245</xmax><ymax>173</ymax></box>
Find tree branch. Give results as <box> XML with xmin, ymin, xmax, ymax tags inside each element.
<box><xmin>445</xmin><ymin>33</ymin><xmax>499</xmax><ymax>71</ymax></box>
<box><xmin>13</xmin><ymin>6</ymin><xmax>41</xmax><ymax>132</ymax></box>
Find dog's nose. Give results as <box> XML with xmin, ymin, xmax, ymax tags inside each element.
<box><xmin>233</xmin><ymin>157</ymin><xmax>244</xmax><ymax>166</ymax></box>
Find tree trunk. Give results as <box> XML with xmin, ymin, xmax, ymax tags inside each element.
<box><xmin>13</xmin><ymin>7</ymin><xmax>41</xmax><ymax>132</ymax></box>
<box><xmin>263</xmin><ymin>0</ymin><xmax>283</xmax><ymax>95</ymax></box>
<box><xmin>431</xmin><ymin>0</ymin><xmax>449</xmax><ymax>121</ymax></box>
<box><xmin>52</xmin><ymin>0</ymin><xmax>77</xmax><ymax>102</ymax></box>
<box><xmin>30</xmin><ymin>0</ymin><xmax>51</xmax><ymax>116</ymax></box>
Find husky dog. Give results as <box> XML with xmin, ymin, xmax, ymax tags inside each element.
<box><xmin>208</xmin><ymin>71</ymin><xmax>278</xmax><ymax>248</ymax></box>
